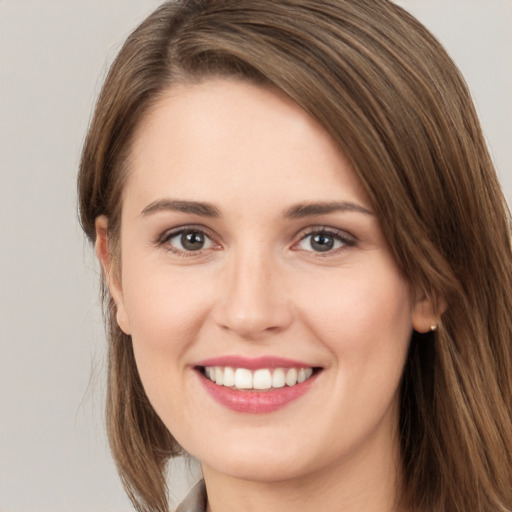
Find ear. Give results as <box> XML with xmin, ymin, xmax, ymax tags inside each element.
<box><xmin>412</xmin><ymin>291</ymin><xmax>446</xmax><ymax>334</ymax></box>
<box><xmin>94</xmin><ymin>216</ymin><xmax>131</xmax><ymax>335</ymax></box>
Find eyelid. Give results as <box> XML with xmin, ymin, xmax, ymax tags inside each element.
<box><xmin>156</xmin><ymin>224</ymin><xmax>221</xmax><ymax>255</ymax></box>
<box><xmin>154</xmin><ymin>224</ymin><xmax>356</xmax><ymax>256</ymax></box>
<box><xmin>292</xmin><ymin>226</ymin><xmax>357</xmax><ymax>254</ymax></box>
<box><xmin>156</xmin><ymin>223</ymin><xmax>213</xmax><ymax>241</ymax></box>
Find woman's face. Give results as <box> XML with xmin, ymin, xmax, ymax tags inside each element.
<box><xmin>98</xmin><ymin>79</ymin><xmax>430</xmax><ymax>486</ymax></box>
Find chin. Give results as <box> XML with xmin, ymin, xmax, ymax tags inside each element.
<box><xmin>201</xmin><ymin>453</ymin><xmax>311</xmax><ymax>484</ymax></box>
<box><xmin>192</xmin><ymin>426</ymin><xmax>341</xmax><ymax>485</ymax></box>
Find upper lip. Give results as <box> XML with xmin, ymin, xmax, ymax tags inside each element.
<box><xmin>195</xmin><ymin>355</ymin><xmax>317</xmax><ymax>370</ymax></box>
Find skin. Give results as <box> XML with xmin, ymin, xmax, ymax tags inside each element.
<box><xmin>96</xmin><ymin>78</ymin><xmax>435</xmax><ymax>512</ymax></box>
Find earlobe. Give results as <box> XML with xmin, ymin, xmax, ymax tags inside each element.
<box><xmin>412</xmin><ymin>293</ymin><xmax>445</xmax><ymax>334</ymax></box>
<box><xmin>94</xmin><ymin>216</ymin><xmax>131</xmax><ymax>335</ymax></box>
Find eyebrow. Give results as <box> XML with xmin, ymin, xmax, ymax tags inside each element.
<box><xmin>141</xmin><ymin>199</ymin><xmax>221</xmax><ymax>217</ymax></box>
<box><xmin>285</xmin><ymin>201</ymin><xmax>373</xmax><ymax>218</ymax></box>
<box><xmin>140</xmin><ymin>198</ymin><xmax>373</xmax><ymax>219</ymax></box>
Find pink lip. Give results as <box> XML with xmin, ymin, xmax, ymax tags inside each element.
<box><xmin>195</xmin><ymin>367</ymin><xmax>319</xmax><ymax>414</ymax></box>
<box><xmin>195</xmin><ymin>355</ymin><xmax>314</xmax><ymax>370</ymax></box>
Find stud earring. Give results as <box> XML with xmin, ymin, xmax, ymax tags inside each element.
<box><xmin>430</xmin><ymin>323</ymin><xmax>438</xmax><ymax>331</ymax></box>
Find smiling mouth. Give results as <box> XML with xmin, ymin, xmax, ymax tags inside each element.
<box><xmin>197</xmin><ymin>366</ymin><xmax>321</xmax><ymax>391</ymax></box>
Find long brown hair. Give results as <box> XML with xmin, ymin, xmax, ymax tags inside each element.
<box><xmin>78</xmin><ymin>1</ymin><xmax>512</xmax><ymax>511</ymax></box>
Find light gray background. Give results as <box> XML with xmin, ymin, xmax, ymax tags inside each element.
<box><xmin>1</xmin><ymin>1</ymin><xmax>511</xmax><ymax>511</ymax></box>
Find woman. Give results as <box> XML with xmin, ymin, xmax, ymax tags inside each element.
<box><xmin>78</xmin><ymin>1</ymin><xmax>512</xmax><ymax>511</ymax></box>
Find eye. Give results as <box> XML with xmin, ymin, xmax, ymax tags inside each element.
<box><xmin>162</xmin><ymin>228</ymin><xmax>215</xmax><ymax>253</ymax></box>
<box><xmin>296</xmin><ymin>229</ymin><xmax>355</xmax><ymax>253</ymax></box>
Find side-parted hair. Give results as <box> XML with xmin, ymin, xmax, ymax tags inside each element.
<box><xmin>78</xmin><ymin>1</ymin><xmax>512</xmax><ymax>511</ymax></box>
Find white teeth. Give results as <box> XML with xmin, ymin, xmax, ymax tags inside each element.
<box><xmin>223</xmin><ymin>367</ymin><xmax>235</xmax><ymax>387</ymax></box>
<box><xmin>253</xmin><ymin>369</ymin><xmax>272</xmax><ymax>390</ymax></box>
<box><xmin>297</xmin><ymin>368</ymin><xmax>313</xmax><ymax>383</ymax></box>
<box><xmin>234</xmin><ymin>368</ymin><xmax>253</xmax><ymax>389</ymax></box>
<box><xmin>203</xmin><ymin>366</ymin><xmax>315</xmax><ymax>390</ymax></box>
<box><xmin>271</xmin><ymin>368</ymin><xmax>286</xmax><ymax>388</ymax></box>
<box><xmin>285</xmin><ymin>368</ymin><xmax>298</xmax><ymax>386</ymax></box>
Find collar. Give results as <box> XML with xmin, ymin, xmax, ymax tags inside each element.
<box><xmin>175</xmin><ymin>479</ymin><xmax>207</xmax><ymax>512</ymax></box>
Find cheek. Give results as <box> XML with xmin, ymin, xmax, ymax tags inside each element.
<box><xmin>119</xmin><ymin>270</ymin><xmax>217</xmax><ymax>431</ymax></box>
<box><xmin>122</xmin><ymin>255</ymin><xmax>209</xmax><ymax>340</ymax></box>
<box><xmin>293</xmin><ymin>267</ymin><xmax>413</xmax><ymax>447</ymax></box>
<box><xmin>296</xmin><ymin>264</ymin><xmax>413</xmax><ymax>370</ymax></box>
<box><xmin>119</xmin><ymin>258</ymin><xmax>214</xmax><ymax>393</ymax></box>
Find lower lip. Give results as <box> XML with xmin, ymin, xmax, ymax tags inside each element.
<box><xmin>197</xmin><ymin>371</ymin><xmax>318</xmax><ymax>414</ymax></box>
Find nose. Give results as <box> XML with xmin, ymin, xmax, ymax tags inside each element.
<box><xmin>212</xmin><ymin>248</ymin><xmax>293</xmax><ymax>340</ymax></box>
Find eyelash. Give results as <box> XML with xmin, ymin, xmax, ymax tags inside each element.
<box><xmin>157</xmin><ymin>226</ymin><xmax>219</xmax><ymax>257</ymax></box>
<box><xmin>294</xmin><ymin>228</ymin><xmax>356</xmax><ymax>255</ymax></box>
<box><xmin>156</xmin><ymin>226</ymin><xmax>356</xmax><ymax>257</ymax></box>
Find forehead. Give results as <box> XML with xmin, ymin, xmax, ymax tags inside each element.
<box><xmin>123</xmin><ymin>78</ymin><xmax>371</xmax><ymax>215</ymax></box>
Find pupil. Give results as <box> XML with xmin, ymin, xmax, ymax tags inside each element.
<box><xmin>182</xmin><ymin>231</ymin><xmax>204</xmax><ymax>251</ymax></box>
<box><xmin>311</xmin><ymin>233</ymin><xmax>334</xmax><ymax>252</ymax></box>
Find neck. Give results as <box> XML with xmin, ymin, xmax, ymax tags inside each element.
<box><xmin>202</xmin><ymin>429</ymin><xmax>404</xmax><ymax>512</ymax></box>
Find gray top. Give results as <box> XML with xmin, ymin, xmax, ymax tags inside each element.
<box><xmin>175</xmin><ymin>480</ymin><xmax>207</xmax><ymax>512</ymax></box>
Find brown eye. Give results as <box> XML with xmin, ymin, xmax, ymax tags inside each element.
<box><xmin>297</xmin><ymin>230</ymin><xmax>355</xmax><ymax>253</ymax></box>
<box><xmin>165</xmin><ymin>229</ymin><xmax>214</xmax><ymax>252</ymax></box>
<box><xmin>310</xmin><ymin>233</ymin><xmax>335</xmax><ymax>252</ymax></box>
<box><xmin>181</xmin><ymin>231</ymin><xmax>206</xmax><ymax>251</ymax></box>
